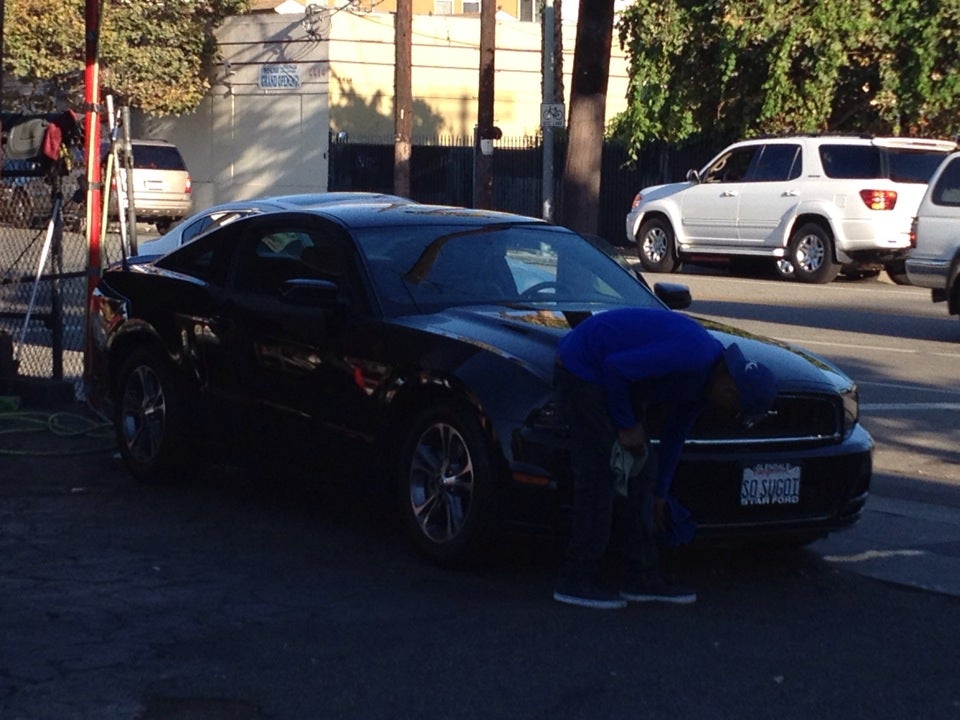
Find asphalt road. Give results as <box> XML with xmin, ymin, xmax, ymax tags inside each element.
<box><xmin>2</xmin><ymin>264</ymin><xmax>959</xmax><ymax>720</ymax></box>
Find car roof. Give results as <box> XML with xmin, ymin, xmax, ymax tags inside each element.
<box><xmin>297</xmin><ymin>201</ymin><xmax>551</xmax><ymax>230</ymax></box>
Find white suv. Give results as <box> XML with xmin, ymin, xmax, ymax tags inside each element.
<box><xmin>905</xmin><ymin>151</ymin><xmax>960</xmax><ymax>321</ymax></box>
<box><xmin>625</xmin><ymin>135</ymin><xmax>956</xmax><ymax>283</ymax></box>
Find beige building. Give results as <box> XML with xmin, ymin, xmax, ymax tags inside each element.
<box><xmin>139</xmin><ymin>2</ymin><xmax>630</xmax><ymax>208</ymax></box>
<box><xmin>259</xmin><ymin>0</ymin><xmax>630</xmax><ymax>139</ymax></box>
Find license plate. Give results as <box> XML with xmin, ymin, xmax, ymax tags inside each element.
<box><xmin>740</xmin><ymin>462</ymin><xmax>801</xmax><ymax>506</ymax></box>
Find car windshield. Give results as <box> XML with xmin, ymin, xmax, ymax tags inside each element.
<box><xmin>353</xmin><ymin>223</ymin><xmax>662</xmax><ymax>316</ymax></box>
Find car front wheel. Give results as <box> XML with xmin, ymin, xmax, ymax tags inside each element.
<box><xmin>115</xmin><ymin>349</ymin><xmax>194</xmax><ymax>484</ymax></box>
<box><xmin>636</xmin><ymin>217</ymin><xmax>680</xmax><ymax>273</ymax></box>
<box><xmin>396</xmin><ymin>401</ymin><xmax>497</xmax><ymax>566</ymax></box>
<box><xmin>788</xmin><ymin>223</ymin><xmax>840</xmax><ymax>284</ymax></box>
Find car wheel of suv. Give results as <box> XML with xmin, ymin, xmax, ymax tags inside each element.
<box><xmin>788</xmin><ymin>223</ymin><xmax>840</xmax><ymax>284</ymax></box>
<box><xmin>396</xmin><ymin>400</ymin><xmax>497</xmax><ymax>567</ymax></box>
<box><xmin>637</xmin><ymin>217</ymin><xmax>680</xmax><ymax>273</ymax></box>
<box><xmin>884</xmin><ymin>260</ymin><xmax>910</xmax><ymax>285</ymax></box>
<box><xmin>115</xmin><ymin>348</ymin><xmax>194</xmax><ymax>484</ymax></box>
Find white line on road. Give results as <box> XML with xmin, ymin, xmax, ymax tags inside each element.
<box><xmin>862</xmin><ymin>403</ymin><xmax>960</xmax><ymax>412</ymax></box>
<box><xmin>777</xmin><ymin>336</ymin><xmax>960</xmax><ymax>359</ymax></box>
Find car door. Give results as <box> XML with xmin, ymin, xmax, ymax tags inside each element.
<box><xmin>191</xmin><ymin>213</ymin><xmax>385</xmax><ymax>461</ymax></box>
<box><xmin>735</xmin><ymin>143</ymin><xmax>803</xmax><ymax>245</ymax></box>
<box><xmin>680</xmin><ymin>145</ymin><xmax>758</xmax><ymax>245</ymax></box>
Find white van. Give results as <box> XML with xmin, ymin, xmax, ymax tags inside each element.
<box><xmin>905</xmin><ymin>151</ymin><xmax>960</xmax><ymax>321</ymax></box>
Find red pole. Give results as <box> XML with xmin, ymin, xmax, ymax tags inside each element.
<box><xmin>82</xmin><ymin>0</ymin><xmax>103</xmax><ymax>389</ymax></box>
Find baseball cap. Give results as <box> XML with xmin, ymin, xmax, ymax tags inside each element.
<box><xmin>723</xmin><ymin>343</ymin><xmax>778</xmax><ymax>427</ymax></box>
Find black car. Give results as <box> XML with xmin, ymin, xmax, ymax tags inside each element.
<box><xmin>88</xmin><ymin>202</ymin><xmax>872</xmax><ymax>565</ymax></box>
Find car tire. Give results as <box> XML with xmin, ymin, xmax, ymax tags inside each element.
<box><xmin>884</xmin><ymin>260</ymin><xmax>910</xmax><ymax>285</ymax></box>
<box><xmin>636</xmin><ymin>217</ymin><xmax>680</xmax><ymax>274</ymax></box>
<box><xmin>114</xmin><ymin>348</ymin><xmax>195</xmax><ymax>484</ymax></box>
<box><xmin>787</xmin><ymin>223</ymin><xmax>840</xmax><ymax>284</ymax></box>
<box><xmin>155</xmin><ymin>220</ymin><xmax>173</xmax><ymax>234</ymax></box>
<box><xmin>396</xmin><ymin>400</ymin><xmax>498</xmax><ymax>567</ymax></box>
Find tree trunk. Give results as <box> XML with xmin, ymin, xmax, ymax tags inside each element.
<box><xmin>559</xmin><ymin>0</ymin><xmax>614</xmax><ymax>237</ymax></box>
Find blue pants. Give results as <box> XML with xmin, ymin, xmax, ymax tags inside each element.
<box><xmin>554</xmin><ymin>363</ymin><xmax>661</xmax><ymax>583</ymax></box>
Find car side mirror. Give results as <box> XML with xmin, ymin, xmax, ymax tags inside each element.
<box><xmin>654</xmin><ymin>282</ymin><xmax>692</xmax><ymax>310</ymax></box>
<box><xmin>279</xmin><ymin>278</ymin><xmax>341</xmax><ymax>308</ymax></box>
<box><xmin>686</xmin><ymin>168</ymin><xmax>701</xmax><ymax>183</ymax></box>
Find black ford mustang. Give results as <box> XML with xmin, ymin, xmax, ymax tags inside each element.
<box><xmin>88</xmin><ymin>201</ymin><xmax>872</xmax><ymax>564</ymax></box>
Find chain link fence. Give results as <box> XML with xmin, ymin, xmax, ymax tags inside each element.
<box><xmin>0</xmin><ymin>164</ymin><xmax>126</xmax><ymax>392</ymax></box>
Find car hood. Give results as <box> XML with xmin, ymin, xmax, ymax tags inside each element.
<box><xmin>635</xmin><ymin>180</ymin><xmax>695</xmax><ymax>205</ymax></box>
<box><xmin>397</xmin><ymin>306</ymin><xmax>855</xmax><ymax>394</ymax></box>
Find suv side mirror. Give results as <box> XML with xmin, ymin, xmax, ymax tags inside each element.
<box><xmin>686</xmin><ymin>168</ymin><xmax>701</xmax><ymax>183</ymax></box>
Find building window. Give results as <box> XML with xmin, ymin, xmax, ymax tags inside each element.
<box><xmin>462</xmin><ymin>0</ymin><xmax>480</xmax><ymax>14</ymax></box>
<box><xmin>435</xmin><ymin>0</ymin><xmax>453</xmax><ymax>14</ymax></box>
<box><xmin>520</xmin><ymin>0</ymin><xmax>535</xmax><ymax>21</ymax></box>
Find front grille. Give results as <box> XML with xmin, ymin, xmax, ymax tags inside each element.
<box><xmin>648</xmin><ymin>393</ymin><xmax>842</xmax><ymax>449</ymax></box>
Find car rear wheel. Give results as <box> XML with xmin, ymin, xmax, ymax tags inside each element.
<box><xmin>788</xmin><ymin>223</ymin><xmax>840</xmax><ymax>284</ymax></box>
<box><xmin>636</xmin><ymin>217</ymin><xmax>680</xmax><ymax>273</ymax></box>
<box><xmin>396</xmin><ymin>401</ymin><xmax>497</xmax><ymax>566</ymax></box>
<box><xmin>884</xmin><ymin>260</ymin><xmax>910</xmax><ymax>285</ymax></box>
<box><xmin>115</xmin><ymin>348</ymin><xmax>193</xmax><ymax>484</ymax></box>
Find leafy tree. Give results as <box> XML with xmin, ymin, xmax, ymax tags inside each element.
<box><xmin>4</xmin><ymin>0</ymin><xmax>249</xmax><ymax>115</ymax></box>
<box><xmin>612</xmin><ymin>0</ymin><xmax>960</xmax><ymax>152</ymax></box>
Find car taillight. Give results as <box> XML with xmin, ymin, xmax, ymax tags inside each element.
<box><xmin>859</xmin><ymin>189</ymin><xmax>897</xmax><ymax>210</ymax></box>
<box><xmin>185</xmin><ymin>176</ymin><xmax>192</xmax><ymax>194</ymax></box>
<box><xmin>630</xmin><ymin>192</ymin><xmax>643</xmax><ymax>209</ymax></box>
<box><xmin>909</xmin><ymin>216</ymin><xmax>918</xmax><ymax>247</ymax></box>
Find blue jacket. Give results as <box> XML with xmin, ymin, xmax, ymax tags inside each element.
<box><xmin>557</xmin><ymin>307</ymin><xmax>723</xmax><ymax>497</ymax></box>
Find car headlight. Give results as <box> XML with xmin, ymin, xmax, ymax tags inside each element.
<box><xmin>840</xmin><ymin>385</ymin><xmax>859</xmax><ymax>435</ymax></box>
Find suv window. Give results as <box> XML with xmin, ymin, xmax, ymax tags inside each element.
<box><xmin>931</xmin><ymin>158</ymin><xmax>960</xmax><ymax>206</ymax></box>
<box><xmin>703</xmin><ymin>147</ymin><xmax>757</xmax><ymax>183</ymax></box>
<box><xmin>887</xmin><ymin>149</ymin><xmax>950</xmax><ymax>184</ymax></box>
<box><xmin>819</xmin><ymin>145</ymin><xmax>881</xmax><ymax>179</ymax></box>
<box><xmin>752</xmin><ymin>144</ymin><xmax>802</xmax><ymax>181</ymax></box>
<box><xmin>132</xmin><ymin>143</ymin><xmax>187</xmax><ymax>171</ymax></box>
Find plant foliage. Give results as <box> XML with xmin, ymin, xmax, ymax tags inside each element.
<box><xmin>4</xmin><ymin>0</ymin><xmax>249</xmax><ymax>116</ymax></box>
<box><xmin>612</xmin><ymin>0</ymin><xmax>960</xmax><ymax>152</ymax></box>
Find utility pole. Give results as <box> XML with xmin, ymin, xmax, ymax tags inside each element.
<box><xmin>83</xmin><ymin>0</ymin><xmax>104</xmax><ymax>390</ymax></box>
<box><xmin>474</xmin><ymin>0</ymin><xmax>499</xmax><ymax>209</ymax></box>
<box><xmin>540</xmin><ymin>0</ymin><xmax>562</xmax><ymax>222</ymax></box>
<box><xmin>394</xmin><ymin>0</ymin><xmax>412</xmax><ymax>198</ymax></box>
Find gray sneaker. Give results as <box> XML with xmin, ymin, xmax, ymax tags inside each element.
<box><xmin>620</xmin><ymin>579</ymin><xmax>696</xmax><ymax>604</ymax></box>
<box><xmin>553</xmin><ymin>577</ymin><xmax>627</xmax><ymax>609</ymax></box>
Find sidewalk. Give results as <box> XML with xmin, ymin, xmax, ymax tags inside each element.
<box><xmin>812</xmin><ymin>494</ymin><xmax>960</xmax><ymax>598</ymax></box>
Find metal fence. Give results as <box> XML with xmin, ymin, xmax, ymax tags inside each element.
<box><xmin>1</xmin><ymin>135</ymin><xmax>719</xmax><ymax>386</ymax></box>
<box><xmin>0</xmin><ymin>167</ymin><xmax>126</xmax><ymax>390</ymax></box>
<box><xmin>328</xmin><ymin>135</ymin><xmax>718</xmax><ymax>243</ymax></box>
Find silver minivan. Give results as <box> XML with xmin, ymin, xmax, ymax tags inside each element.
<box><xmin>905</xmin><ymin>151</ymin><xmax>960</xmax><ymax>321</ymax></box>
<box><xmin>106</xmin><ymin>139</ymin><xmax>192</xmax><ymax>232</ymax></box>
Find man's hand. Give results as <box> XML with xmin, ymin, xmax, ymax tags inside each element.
<box><xmin>618</xmin><ymin>423</ymin><xmax>647</xmax><ymax>452</ymax></box>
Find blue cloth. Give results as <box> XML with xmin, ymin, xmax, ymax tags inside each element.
<box><xmin>557</xmin><ymin>307</ymin><xmax>724</xmax><ymax>498</ymax></box>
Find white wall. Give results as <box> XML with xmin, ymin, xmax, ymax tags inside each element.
<box><xmin>138</xmin><ymin>14</ymin><xmax>330</xmax><ymax>210</ymax></box>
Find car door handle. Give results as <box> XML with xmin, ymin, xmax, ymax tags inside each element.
<box><xmin>782</xmin><ymin>190</ymin><xmax>799</xmax><ymax>197</ymax></box>
<box><xmin>721</xmin><ymin>190</ymin><xmax>738</xmax><ymax>197</ymax></box>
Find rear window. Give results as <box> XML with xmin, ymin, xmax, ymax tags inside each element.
<box><xmin>931</xmin><ymin>158</ymin><xmax>960</xmax><ymax>206</ymax></box>
<box><xmin>819</xmin><ymin>144</ymin><xmax>948</xmax><ymax>183</ymax></box>
<box><xmin>887</xmin><ymin>149</ymin><xmax>950</xmax><ymax>183</ymax></box>
<box><xmin>132</xmin><ymin>144</ymin><xmax>187</xmax><ymax>171</ymax></box>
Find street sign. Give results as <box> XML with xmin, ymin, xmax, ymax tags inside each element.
<box><xmin>541</xmin><ymin>103</ymin><xmax>565</xmax><ymax>129</ymax></box>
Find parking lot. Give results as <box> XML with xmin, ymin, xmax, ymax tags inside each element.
<box><xmin>2</xmin><ymin>264</ymin><xmax>959</xmax><ymax>720</ymax></box>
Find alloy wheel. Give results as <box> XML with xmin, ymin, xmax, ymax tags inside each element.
<box><xmin>408</xmin><ymin>421</ymin><xmax>474</xmax><ymax>544</ymax></box>
<box><xmin>120</xmin><ymin>364</ymin><xmax>168</xmax><ymax>464</ymax></box>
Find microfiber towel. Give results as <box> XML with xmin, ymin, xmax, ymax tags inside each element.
<box><xmin>609</xmin><ymin>440</ymin><xmax>647</xmax><ymax>496</ymax></box>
